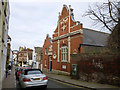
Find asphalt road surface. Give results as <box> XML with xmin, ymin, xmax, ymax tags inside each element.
<box><xmin>15</xmin><ymin>78</ymin><xmax>84</xmax><ymax>89</ymax></box>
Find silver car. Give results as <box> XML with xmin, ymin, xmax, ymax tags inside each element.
<box><xmin>19</xmin><ymin>69</ymin><xmax>48</xmax><ymax>88</ymax></box>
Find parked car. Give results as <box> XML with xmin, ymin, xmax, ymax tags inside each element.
<box><xmin>22</xmin><ymin>65</ymin><xmax>31</xmax><ymax>67</ymax></box>
<box><xmin>23</xmin><ymin>66</ymin><xmax>31</xmax><ymax>68</ymax></box>
<box><xmin>15</xmin><ymin>66</ymin><xmax>21</xmax><ymax>80</ymax></box>
<box><xmin>17</xmin><ymin>67</ymin><xmax>31</xmax><ymax>81</ymax></box>
<box><xmin>19</xmin><ymin>69</ymin><xmax>48</xmax><ymax>88</ymax></box>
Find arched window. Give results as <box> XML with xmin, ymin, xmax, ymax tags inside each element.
<box><xmin>61</xmin><ymin>44</ymin><xmax>67</xmax><ymax>62</ymax></box>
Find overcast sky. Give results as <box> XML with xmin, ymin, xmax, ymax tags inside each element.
<box><xmin>8</xmin><ymin>0</ymin><xmax>109</xmax><ymax>50</ymax></box>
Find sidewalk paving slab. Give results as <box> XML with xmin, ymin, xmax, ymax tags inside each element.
<box><xmin>2</xmin><ymin>66</ymin><xmax>16</xmax><ymax>89</ymax></box>
<box><xmin>44</xmin><ymin>72</ymin><xmax>120</xmax><ymax>90</ymax></box>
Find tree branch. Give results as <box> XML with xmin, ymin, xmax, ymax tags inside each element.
<box><xmin>108</xmin><ymin>0</ymin><xmax>118</xmax><ymax>23</ymax></box>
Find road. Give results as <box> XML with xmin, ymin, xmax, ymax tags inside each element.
<box><xmin>16</xmin><ymin>78</ymin><xmax>83</xmax><ymax>88</ymax></box>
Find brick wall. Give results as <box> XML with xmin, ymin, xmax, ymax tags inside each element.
<box><xmin>81</xmin><ymin>46</ymin><xmax>107</xmax><ymax>54</ymax></box>
<box><xmin>71</xmin><ymin>53</ymin><xmax>120</xmax><ymax>86</ymax></box>
<box><xmin>42</xmin><ymin>34</ymin><xmax>52</xmax><ymax>70</ymax></box>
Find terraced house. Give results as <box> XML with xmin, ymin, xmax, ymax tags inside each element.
<box><xmin>18</xmin><ymin>47</ymin><xmax>33</xmax><ymax>66</ymax></box>
<box><xmin>42</xmin><ymin>34</ymin><xmax>52</xmax><ymax>71</ymax></box>
<box><xmin>0</xmin><ymin>0</ymin><xmax>10</xmax><ymax>89</ymax></box>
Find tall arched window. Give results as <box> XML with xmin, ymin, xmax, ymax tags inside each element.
<box><xmin>61</xmin><ymin>44</ymin><xmax>67</xmax><ymax>62</ymax></box>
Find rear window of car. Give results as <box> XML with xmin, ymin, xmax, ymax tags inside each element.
<box><xmin>23</xmin><ymin>70</ymin><xmax>42</xmax><ymax>75</ymax></box>
<box><xmin>27</xmin><ymin>70</ymin><xmax>42</xmax><ymax>75</ymax></box>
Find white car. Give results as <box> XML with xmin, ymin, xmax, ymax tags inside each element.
<box><xmin>19</xmin><ymin>69</ymin><xmax>48</xmax><ymax>88</ymax></box>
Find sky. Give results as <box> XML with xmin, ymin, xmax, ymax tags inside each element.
<box><xmin>8</xmin><ymin>0</ymin><xmax>109</xmax><ymax>50</ymax></box>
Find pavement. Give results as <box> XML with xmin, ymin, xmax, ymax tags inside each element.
<box><xmin>2</xmin><ymin>65</ymin><xmax>16</xmax><ymax>89</ymax></box>
<box><xmin>44</xmin><ymin>72</ymin><xmax>120</xmax><ymax>90</ymax></box>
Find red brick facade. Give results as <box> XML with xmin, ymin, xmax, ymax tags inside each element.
<box><xmin>18</xmin><ymin>48</ymin><xmax>33</xmax><ymax>65</ymax></box>
<box><xmin>52</xmin><ymin>5</ymin><xmax>83</xmax><ymax>73</ymax></box>
<box><xmin>42</xmin><ymin>34</ymin><xmax>52</xmax><ymax>70</ymax></box>
<box><xmin>18</xmin><ymin>51</ymin><xmax>27</xmax><ymax>62</ymax></box>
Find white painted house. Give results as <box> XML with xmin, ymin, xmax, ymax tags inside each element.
<box><xmin>0</xmin><ymin>1</ymin><xmax>10</xmax><ymax>89</ymax></box>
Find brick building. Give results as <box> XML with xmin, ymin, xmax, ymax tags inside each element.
<box><xmin>18</xmin><ymin>48</ymin><xmax>33</xmax><ymax>66</ymax></box>
<box><xmin>51</xmin><ymin>4</ymin><xmax>83</xmax><ymax>74</ymax></box>
<box><xmin>33</xmin><ymin>47</ymin><xmax>43</xmax><ymax>69</ymax></box>
<box><xmin>42</xmin><ymin>4</ymin><xmax>109</xmax><ymax>75</ymax></box>
<box><xmin>42</xmin><ymin>34</ymin><xmax>52</xmax><ymax>71</ymax></box>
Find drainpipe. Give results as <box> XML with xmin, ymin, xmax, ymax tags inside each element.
<box><xmin>78</xmin><ymin>44</ymin><xmax>82</xmax><ymax>53</ymax></box>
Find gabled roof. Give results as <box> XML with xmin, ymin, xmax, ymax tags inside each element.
<box><xmin>63</xmin><ymin>4</ymin><xmax>69</xmax><ymax>10</ymax></box>
<box><xmin>43</xmin><ymin>34</ymin><xmax>52</xmax><ymax>47</ymax></box>
<box><xmin>83</xmin><ymin>28</ymin><xmax>109</xmax><ymax>46</ymax></box>
<box><xmin>61</xmin><ymin>4</ymin><xmax>81</xmax><ymax>23</ymax></box>
<box><xmin>54</xmin><ymin>4</ymin><xmax>82</xmax><ymax>33</ymax></box>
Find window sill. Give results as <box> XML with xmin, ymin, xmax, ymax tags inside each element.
<box><xmin>61</xmin><ymin>60</ymin><xmax>67</xmax><ymax>63</ymax></box>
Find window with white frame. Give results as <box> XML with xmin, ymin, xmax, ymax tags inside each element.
<box><xmin>45</xmin><ymin>48</ymin><xmax>47</xmax><ymax>55</ymax></box>
<box><xmin>61</xmin><ymin>45</ymin><xmax>67</xmax><ymax>62</ymax></box>
<box><xmin>45</xmin><ymin>59</ymin><xmax>47</xmax><ymax>66</ymax></box>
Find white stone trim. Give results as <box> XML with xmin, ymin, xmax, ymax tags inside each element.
<box><xmin>52</xmin><ymin>29</ymin><xmax>82</xmax><ymax>41</ymax></box>
<box><xmin>57</xmin><ymin>40</ymin><xmax>60</xmax><ymax>62</ymax></box>
<box><xmin>68</xmin><ymin>37</ymin><xmax>70</xmax><ymax>63</ymax></box>
<box><xmin>68</xmin><ymin>6</ymin><xmax>71</xmax><ymax>63</ymax></box>
<box><xmin>70</xmin><ymin>24</ymin><xmax>78</xmax><ymax>29</ymax></box>
<box><xmin>61</xmin><ymin>60</ymin><xmax>68</xmax><ymax>63</ymax></box>
<box><xmin>58</xmin><ymin>16</ymin><xmax>69</xmax><ymax>23</ymax></box>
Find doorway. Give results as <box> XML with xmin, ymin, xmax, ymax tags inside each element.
<box><xmin>49</xmin><ymin>56</ymin><xmax>52</xmax><ymax>71</ymax></box>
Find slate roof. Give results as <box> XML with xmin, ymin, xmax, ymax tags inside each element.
<box><xmin>83</xmin><ymin>28</ymin><xmax>109</xmax><ymax>46</ymax></box>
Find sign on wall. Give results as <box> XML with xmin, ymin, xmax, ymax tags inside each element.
<box><xmin>72</xmin><ymin>64</ymin><xmax>77</xmax><ymax>75</ymax></box>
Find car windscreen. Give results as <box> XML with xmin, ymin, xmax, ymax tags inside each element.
<box><xmin>26</xmin><ymin>70</ymin><xmax>42</xmax><ymax>75</ymax></box>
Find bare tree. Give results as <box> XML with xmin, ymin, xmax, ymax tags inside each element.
<box><xmin>84</xmin><ymin>0</ymin><xmax>120</xmax><ymax>54</ymax></box>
